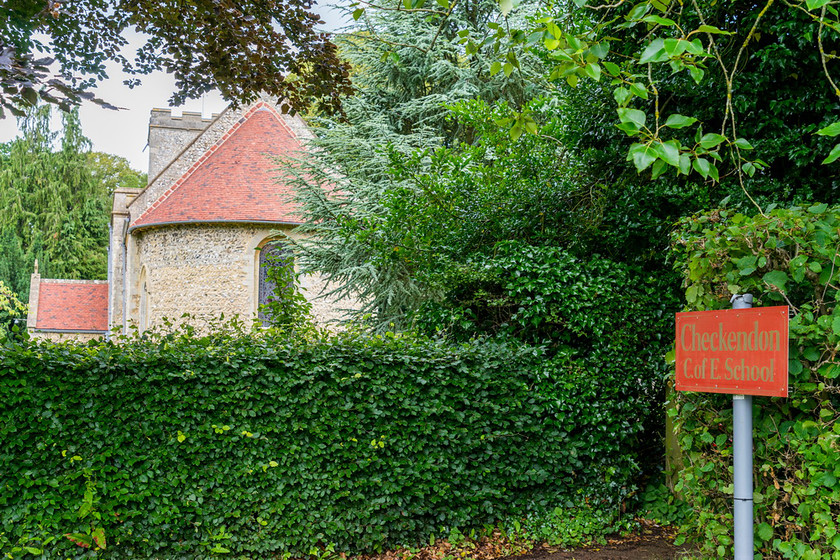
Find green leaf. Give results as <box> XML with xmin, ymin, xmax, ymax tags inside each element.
<box><xmin>628</xmin><ymin>143</ymin><xmax>658</xmax><ymax>171</ymax></box>
<box><xmin>629</xmin><ymin>82</ymin><xmax>648</xmax><ymax>99</ymax></box>
<box><xmin>732</xmin><ymin>137</ymin><xmax>754</xmax><ymax>150</ymax></box>
<box><xmin>490</xmin><ymin>61</ymin><xmax>502</xmax><ymax>76</ymax></box>
<box><xmin>613</xmin><ymin>87</ymin><xmax>631</xmax><ymax>106</ymax></box>
<box><xmin>696</xmin><ymin>24</ymin><xmax>732</xmax><ymax>34</ymax></box>
<box><xmin>822</xmin><ymin>143</ymin><xmax>840</xmax><ymax>164</ymax></box>
<box><xmin>693</xmin><ymin>157</ymin><xmax>711</xmax><ymax>178</ymax></box>
<box><xmin>699</xmin><ymin>133</ymin><xmax>726</xmax><ymax>149</ymax></box>
<box><xmin>590</xmin><ymin>42</ymin><xmax>609</xmax><ymax>58</ymax></box>
<box><xmin>689</xmin><ymin>65</ymin><xmax>705</xmax><ymax>84</ymax></box>
<box><xmin>584</xmin><ymin>62</ymin><xmax>601</xmax><ymax>81</ymax></box>
<box><xmin>603</xmin><ymin>61</ymin><xmax>620</xmax><ymax>75</ymax></box>
<box><xmin>808</xmin><ymin>203</ymin><xmax>828</xmax><ymax>214</ymax></box>
<box><xmin>352</xmin><ymin>8</ymin><xmax>365</xmax><ymax>20</ymax></box>
<box><xmin>544</xmin><ymin>37</ymin><xmax>560</xmax><ymax>50</ymax></box>
<box><xmin>817</xmin><ymin>122</ymin><xmax>840</xmax><ymax>136</ymax></box>
<box><xmin>639</xmin><ymin>39</ymin><xmax>667</xmax><ymax>63</ymax></box>
<box><xmin>617</xmin><ymin>108</ymin><xmax>647</xmax><ymax>128</ymax></box>
<box><xmin>641</xmin><ymin>14</ymin><xmax>676</xmax><ymax>25</ymax></box>
<box><xmin>831</xmin><ymin>316</ymin><xmax>840</xmax><ymax>336</ymax></box>
<box><xmin>756</xmin><ymin>522</ymin><xmax>774</xmax><ymax>541</ymax></box>
<box><xmin>806</xmin><ymin>0</ymin><xmax>832</xmax><ymax>10</ymax></box>
<box><xmin>664</xmin><ymin>114</ymin><xmax>697</xmax><ymax>129</ymax></box>
<box><xmin>686</xmin><ymin>285</ymin><xmax>699</xmax><ymax>303</ymax></box>
<box><xmin>655</xmin><ymin>140</ymin><xmax>681</xmax><ymax>167</ymax></box>
<box><xmin>763</xmin><ymin>270</ymin><xmax>789</xmax><ymax>291</ymax></box>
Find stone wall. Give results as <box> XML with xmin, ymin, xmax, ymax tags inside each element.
<box><xmin>126</xmin><ymin>223</ymin><xmax>353</xmax><ymax>332</ymax></box>
<box><xmin>148</xmin><ymin>110</ymin><xmax>216</xmax><ymax>180</ymax></box>
<box><xmin>30</xmin><ymin>331</ymin><xmax>103</xmax><ymax>343</ymax></box>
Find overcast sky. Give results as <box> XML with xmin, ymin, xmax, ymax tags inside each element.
<box><xmin>0</xmin><ymin>4</ymin><xmax>349</xmax><ymax>174</ymax></box>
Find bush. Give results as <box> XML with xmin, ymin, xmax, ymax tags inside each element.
<box><xmin>1</xmin><ymin>328</ymin><xmax>651</xmax><ymax>558</ymax></box>
<box><xmin>672</xmin><ymin>204</ymin><xmax>840</xmax><ymax>558</ymax></box>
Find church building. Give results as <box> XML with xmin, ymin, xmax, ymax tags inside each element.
<box><xmin>26</xmin><ymin>96</ymin><xmax>348</xmax><ymax>341</ymax></box>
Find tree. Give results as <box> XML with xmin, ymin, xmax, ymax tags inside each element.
<box><xmin>87</xmin><ymin>152</ymin><xmax>147</xmax><ymax>193</ymax></box>
<box><xmin>0</xmin><ymin>0</ymin><xmax>353</xmax><ymax>118</ymax></box>
<box><xmin>0</xmin><ymin>106</ymin><xmax>112</xmax><ymax>299</ymax></box>
<box><xmin>285</xmin><ymin>2</ymin><xmax>552</xmax><ymax>326</ymax></box>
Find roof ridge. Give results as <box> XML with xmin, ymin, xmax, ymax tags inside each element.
<box><xmin>132</xmin><ymin>102</ymin><xmax>292</xmax><ymax>227</ymax></box>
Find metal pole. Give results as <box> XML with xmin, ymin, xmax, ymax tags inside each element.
<box><xmin>731</xmin><ymin>294</ymin><xmax>753</xmax><ymax>560</ymax></box>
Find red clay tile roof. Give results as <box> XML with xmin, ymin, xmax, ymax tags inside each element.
<box><xmin>36</xmin><ymin>281</ymin><xmax>108</xmax><ymax>332</ymax></box>
<box><xmin>131</xmin><ymin>103</ymin><xmax>304</xmax><ymax>230</ymax></box>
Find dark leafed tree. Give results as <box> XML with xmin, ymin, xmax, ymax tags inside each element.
<box><xmin>0</xmin><ymin>0</ymin><xmax>353</xmax><ymax>118</ymax></box>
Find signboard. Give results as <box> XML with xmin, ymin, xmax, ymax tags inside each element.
<box><xmin>675</xmin><ymin>306</ymin><xmax>789</xmax><ymax>397</ymax></box>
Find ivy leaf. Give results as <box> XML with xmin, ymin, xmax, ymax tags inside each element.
<box><xmin>763</xmin><ymin>270</ymin><xmax>789</xmax><ymax>291</ymax></box>
<box><xmin>756</xmin><ymin>523</ymin><xmax>774</xmax><ymax>541</ymax></box>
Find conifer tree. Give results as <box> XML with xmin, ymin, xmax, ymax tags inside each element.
<box><xmin>0</xmin><ymin>106</ymin><xmax>131</xmax><ymax>299</ymax></box>
<box><xmin>286</xmin><ymin>2</ymin><xmax>547</xmax><ymax>327</ymax></box>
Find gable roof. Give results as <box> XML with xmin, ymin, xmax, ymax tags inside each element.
<box><xmin>130</xmin><ymin>102</ymin><xmax>305</xmax><ymax>232</ymax></box>
<box><xmin>35</xmin><ymin>280</ymin><xmax>108</xmax><ymax>332</ymax></box>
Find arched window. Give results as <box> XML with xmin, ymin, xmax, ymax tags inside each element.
<box><xmin>258</xmin><ymin>241</ymin><xmax>293</xmax><ymax>326</ymax></box>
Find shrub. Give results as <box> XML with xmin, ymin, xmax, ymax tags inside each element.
<box><xmin>1</xmin><ymin>328</ymin><xmax>650</xmax><ymax>558</ymax></box>
<box><xmin>672</xmin><ymin>204</ymin><xmax>840</xmax><ymax>558</ymax></box>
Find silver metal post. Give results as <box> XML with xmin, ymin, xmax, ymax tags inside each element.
<box><xmin>730</xmin><ymin>294</ymin><xmax>754</xmax><ymax>560</ymax></box>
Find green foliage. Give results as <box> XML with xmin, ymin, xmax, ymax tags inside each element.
<box><xmin>258</xmin><ymin>246</ymin><xmax>313</xmax><ymax>330</ymax></box>
<box><xmin>484</xmin><ymin>0</ymin><xmax>840</xmax><ymax>208</ymax></box>
<box><xmin>506</xmin><ymin>498</ymin><xmax>637</xmax><ymax>549</ymax></box>
<box><xmin>672</xmin><ymin>205</ymin><xmax>840</xmax><ymax>558</ymax></box>
<box><xmin>637</xmin><ymin>481</ymin><xmax>690</xmax><ymax>527</ymax></box>
<box><xmin>0</xmin><ymin>329</ymin><xmax>651</xmax><ymax>558</ymax></box>
<box><xmin>0</xmin><ymin>279</ymin><xmax>26</xmax><ymax>340</ymax></box>
<box><xmin>86</xmin><ymin>152</ymin><xmax>146</xmax><ymax>194</ymax></box>
<box><xmin>0</xmin><ymin>106</ymin><xmax>112</xmax><ymax>299</ymax></box>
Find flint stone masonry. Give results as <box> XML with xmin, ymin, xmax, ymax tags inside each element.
<box><xmin>148</xmin><ymin>110</ymin><xmax>216</xmax><ymax>180</ymax></box>
<box><xmin>130</xmin><ymin>223</ymin><xmax>349</xmax><ymax>331</ymax></box>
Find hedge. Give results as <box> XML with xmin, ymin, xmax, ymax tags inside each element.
<box><xmin>1</xmin><ymin>329</ymin><xmax>653</xmax><ymax>559</ymax></box>
<box><xmin>672</xmin><ymin>204</ymin><xmax>840</xmax><ymax>559</ymax></box>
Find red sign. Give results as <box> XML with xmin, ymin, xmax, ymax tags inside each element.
<box><xmin>675</xmin><ymin>306</ymin><xmax>789</xmax><ymax>397</ymax></box>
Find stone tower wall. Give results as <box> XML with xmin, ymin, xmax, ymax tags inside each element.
<box><xmin>147</xmin><ymin>109</ymin><xmax>216</xmax><ymax>180</ymax></box>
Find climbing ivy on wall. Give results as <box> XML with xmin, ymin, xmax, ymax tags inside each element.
<box><xmin>672</xmin><ymin>205</ymin><xmax>840</xmax><ymax>558</ymax></box>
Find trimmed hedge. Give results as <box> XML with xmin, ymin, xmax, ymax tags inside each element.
<box><xmin>1</xmin><ymin>329</ymin><xmax>652</xmax><ymax>558</ymax></box>
<box><xmin>672</xmin><ymin>205</ymin><xmax>840</xmax><ymax>558</ymax></box>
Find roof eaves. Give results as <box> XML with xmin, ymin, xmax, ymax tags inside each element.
<box><xmin>128</xmin><ymin>218</ymin><xmax>303</xmax><ymax>234</ymax></box>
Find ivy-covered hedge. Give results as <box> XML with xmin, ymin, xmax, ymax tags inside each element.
<box><xmin>1</xmin><ymin>330</ymin><xmax>652</xmax><ymax>558</ymax></box>
<box><xmin>672</xmin><ymin>205</ymin><xmax>840</xmax><ymax>559</ymax></box>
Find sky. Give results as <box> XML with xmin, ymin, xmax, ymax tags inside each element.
<box><xmin>0</xmin><ymin>3</ymin><xmax>349</xmax><ymax>174</ymax></box>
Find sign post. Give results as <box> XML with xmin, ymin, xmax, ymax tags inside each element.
<box><xmin>675</xmin><ymin>296</ymin><xmax>788</xmax><ymax>560</ymax></box>
<box><xmin>731</xmin><ymin>294</ymin><xmax>754</xmax><ymax>560</ymax></box>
